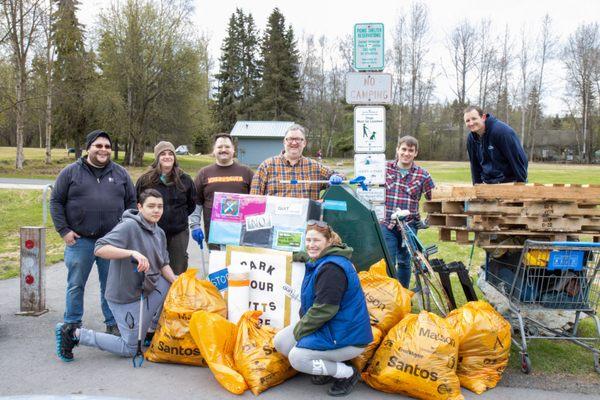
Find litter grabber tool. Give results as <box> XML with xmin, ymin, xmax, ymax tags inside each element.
<box><xmin>280</xmin><ymin>175</ymin><xmax>368</xmax><ymax>190</ymax></box>
<box><xmin>392</xmin><ymin>208</ymin><xmax>452</xmax><ymax>316</ymax></box>
<box><xmin>130</xmin><ymin>257</ymin><xmax>145</xmax><ymax>368</ymax></box>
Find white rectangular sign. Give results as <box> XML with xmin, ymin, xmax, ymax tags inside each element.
<box><xmin>356</xmin><ymin>187</ymin><xmax>386</xmax><ymax>203</ymax></box>
<box><xmin>354</xmin><ymin>23</ymin><xmax>384</xmax><ymax>71</ymax></box>
<box><xmin>354</xmin><ymin>106</ymin><xmax>386</xmax><ymax>152</ymax></box>
<box><xmin>354</xmin><ymin>153</ymin><xmax>387</xmax><ymax>185</ymax></box>
<box><xmin>345</xmin><ymin>72</ymin><xmax>392</xmax><ymax>104</ymax></box>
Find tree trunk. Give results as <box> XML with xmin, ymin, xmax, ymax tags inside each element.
<box><xmin>15</xmin><ymin>63</ymin><xmax>26</xmax><ymax>170</ymax></box>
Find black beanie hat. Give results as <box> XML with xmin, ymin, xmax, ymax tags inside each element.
<box><xmin>85</xmin><ymin>130</ymin><xmax>112</xmax><ymax>150</ymax></box>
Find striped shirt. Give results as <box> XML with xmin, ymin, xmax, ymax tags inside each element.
<box><xmin>250</xmin><ymin>155</ymin><xmax>334</xmax><ymax>200</ymax></box>
<box><xmin>384</xmin><ymin>161</ymin><xmax>434</xmax><ymax>226</ymax></box>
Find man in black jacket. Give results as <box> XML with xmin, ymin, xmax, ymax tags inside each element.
<box><xmin>50</xmin><ymin>130</ymin><xmax>136</xmax><ymax>336</ymax></box>
<box><xmin>464</xmin><ymin>105</ymin><xmax>528</xmax><ymax>184</ymax></box>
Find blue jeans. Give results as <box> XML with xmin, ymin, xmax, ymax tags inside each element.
<box><xmin>64</xmin><ymin>237</ymin><xmax>115</xmax><ymax>326</ymax></box>
<box><xmin>381</xmin><ymin>223</ymin><xmax>418</xmax><ymax>288</ymax></box>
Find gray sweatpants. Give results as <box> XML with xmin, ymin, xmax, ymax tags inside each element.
<box><xmin>274</xmin><ymin>325</ymin><xmax>364</xmax><ymax>376</ymax></box>
<box><xmin>78</xmin><ymin>276</ymin><xmax>170</xmax><ymax>357</ymax></box>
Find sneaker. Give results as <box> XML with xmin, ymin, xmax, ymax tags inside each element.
<box><xmin>105</xmin><ymin>324</ymin><xmax>121</xmax><ymax>337</ymax></box>
<box><xmin>327</xmin><ymin>366</ymin><xmax>360</xmax><ymax>397</ymax></box>
<box><xmin>311</xmin><ymin>375</ymin><xmax>334</xmax><ymax>385</ymax></box>
<box><xmin>144</xmin><ymin>331</ymin><xmax>155</xmax><ymax>347</ymax></box>
<box><xmin>55</xmin><ymin>323</ymin><xmax>79</xmax><ymax>362</ymax></box>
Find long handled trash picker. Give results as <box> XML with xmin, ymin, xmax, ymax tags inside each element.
<box><xmin>279</xmin><ymin>175</ymin><xmax>368</xmax><ymax>190</ymax></box>
<box><xmin>131</xmin><ymin>258</ymin><xmax>145</xmax><ymax>368</ymax></box>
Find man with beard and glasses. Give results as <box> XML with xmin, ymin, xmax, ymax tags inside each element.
<box><xmin>50</xmin><ymin>130</ymin><xmax>136</xmax><ymax>337</ymax></box>
<box><xmin>190</xmin><ymin>133</ymin><xmax>254</xmax><ymax>250</ymax></box>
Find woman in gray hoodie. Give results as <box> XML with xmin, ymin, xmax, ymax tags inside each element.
<box><xmin>55</xmin><ymin>188</ymin><xmax>177</xmax><ymax>361</ymax></box>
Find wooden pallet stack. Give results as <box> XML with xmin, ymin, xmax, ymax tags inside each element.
<box><xmin>424</xmin><ymin>183</ymin><xmax>600</xmax><ymax>249</ymax></box>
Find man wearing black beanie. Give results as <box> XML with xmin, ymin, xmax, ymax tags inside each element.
<box><xmin>50</xmin><ymin>130</ymin><xmax>136</xmax><ymax>339</ymax></box>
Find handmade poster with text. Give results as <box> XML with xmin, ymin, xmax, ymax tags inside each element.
<box><xmin>209</xmin><ymin>193</ymin><xmax>310</xmax><ymax>252</ymax></box>
<box><xmin>226</xmin><ymin>246</ymin><xmax>293</xmax><ymax>328</ymax></box>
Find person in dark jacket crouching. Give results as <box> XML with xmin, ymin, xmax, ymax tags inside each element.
<box><xmin>55</xmin><ymin>189</ymin><xmax>177</xmax><ymax>362</ymax></box>
<box><xmin>274</xmin><ymin>220</ymin><xmax>372</xmax><ymax>397</ymax></box>
<box><xmin>135</xmin><ymin>141</ymin><xmax>196</xmax><ymax>275</ymax></box>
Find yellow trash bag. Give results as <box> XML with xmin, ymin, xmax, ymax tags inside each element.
<box><xmin>189</xmin><ymin>311</ymin><xmax>248</xmax><ymax>395</ymax></box>
<box><xmin>445</xmin><ymin>301</ymin><xmax>511</xmax><ymax>394</ymax></box>
<box><xmin>352</xmin><ymin>326</ymin><xmax>383</xmax><ymax>372</ymax></box>
<box><xmin>234</xmin><ymin>311</ymin><xmax>297</xmax><ymax>395</ymax></box>
<box><xmin>525</xmin><ymin>250</ymin><xmax>550</xmax><ymax>267</ymax></box>
<box><xmin>146</xmin><ymin>269</ymin><xmax>227</xmax><ymax>366</ymax></box>
<box><xmin>359</xmin><ymin>259</ymin><xmax>413</xmax><ymax>333</ymax></box>
<box><xmin>363</xmin><ymin>311</ymin><xmax>463</xmax><ymax>400</ymax></box>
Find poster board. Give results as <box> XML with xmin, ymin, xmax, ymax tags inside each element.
<box><xmin>226</xmin><ymin>246</ymin><xmax>295</xmax><ymax>328</ymax></box>
<box><xmin>209</xmin><ymin>193</ymin><xmax>311</xmax><ymax>252</ymax></box>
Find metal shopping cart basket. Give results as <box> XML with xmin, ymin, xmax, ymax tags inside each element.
<box><xmin>485</xmin><ymin>240</ymin><xmax>600</xmax><ymax>374</ymax></box>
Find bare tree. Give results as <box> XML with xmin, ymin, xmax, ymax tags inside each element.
<box><xmin>563</xmin><ymin>22</ymin><xmax>600</xmax><ymax>162</ymax></box>
<box><xmin>43</xmin><ymin>0</ymin><xmax>52</xmax><ymax>163</ymax></box>
<box><xmin>476</xmin><ymin>19</ymin><xmax>496</xmax><ymax>110</ymax></box>
<box><xmin>445</xmin><ymin>19</ymin><xmax>478</xmax><ymax>158</ymax></box>
<box><xmin>527</xmin><ymin>14</ymin><xmax>557</xmax><ymax>157</ymax></box>
<box><xmin>406</xmin><ymin>1</ymin><xmax>430</xmax><ymax>137</ymax></box>
<box><xmin>494</xmin><ymin>24</ymin><xmax>512</xmax><ymax>122</ymax></box>
<box><xmin>391</xmin><ymin>11</ymin><xmax>406</xmax><ymax>145</ymax></box>
<box><xmin>1</xmin><ymin>0</ymin><xmax>45</xmax><ymax>169</ymax></box>
<box><xmin>517</xmin><ymin>25</ymin><xmax>532</xmax><ymax>144</ymax></box>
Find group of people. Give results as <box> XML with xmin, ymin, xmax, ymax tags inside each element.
<box><xmin>50</xmin><ymin>107</ymin><xmax>527</xmax><ymax>397</ymax></box>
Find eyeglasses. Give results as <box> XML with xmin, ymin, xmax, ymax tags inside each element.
<box><xmin>307</xmin><ymin>220</ymin><xmax>330</xmax><ymax>229</ymax></box>
<box><xmin>93</xmin><ymin>144</ymin><xmax>112</xmax><ymax>149</ymax></box>
<box><xmin>285</xmin><ymin>137</ymin><xmax>305</xmax><ymax>143</ymax></box>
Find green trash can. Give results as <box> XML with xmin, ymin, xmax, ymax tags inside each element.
<box><xmin>321</xmin><ymin>185</ymin><xmax>395</xmax><ymax>276</ymax></box>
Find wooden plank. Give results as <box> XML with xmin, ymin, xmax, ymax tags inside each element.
<box><xmin>467</xmin><ymin>214</ymin><xmax>600</xmax><ymax>232</ymax></box>
<box><xmin>427</xmin><ymin>214</ymin><xmax>468</xmax><ymax>228</ymax></box>
<box><xmin>423</xmin><ymin>201</ymin><xmax>442</xmax><ymax>213</ymax></box>
<box><xmin>438</xmin><ymin>227</ymin><xmax>473</xmax><ymax>243</ymax></box>
<box><xmin>465</xmin><ymin>200</ymin><xmax>600</xmax><ymax>217</ymax></box>
<box><xmin>432</xmin><ymin>183</ymin><xmax>600</xmax><ymax>202</ymax></box>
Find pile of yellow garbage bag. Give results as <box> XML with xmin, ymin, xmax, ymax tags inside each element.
<box><xmin>141</xmin><ymin>260</ymin><xmax>512</xmax><ymax>399</ymax></box>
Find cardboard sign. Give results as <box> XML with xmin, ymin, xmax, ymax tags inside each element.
<box><xmin>226</xmin><ymin>246</ymin><xmax>294</xmax><ymax>328</ymax></box>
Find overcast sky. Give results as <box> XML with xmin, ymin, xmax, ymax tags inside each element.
<box><xmin>79</xmin><ymin>0</ymin><xmax>600</xmax><ymax>115</ymax></box>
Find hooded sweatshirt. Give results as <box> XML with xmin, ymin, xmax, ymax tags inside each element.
<box><xmin>95</xmin><ymin>209</ymin><xmax>170</xmax><ymax>304</ymax></box>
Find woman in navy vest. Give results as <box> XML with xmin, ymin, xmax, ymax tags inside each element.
<box><xmin>274</xmin><ymin>220</ymin><xmax>372</xmax><ymax>397</ymax></box>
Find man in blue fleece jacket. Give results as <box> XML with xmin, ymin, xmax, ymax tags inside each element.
<box><xmin>464</xmin><ymin>105</ymin><xmax>528</xmax><ymax>184</ymax></box>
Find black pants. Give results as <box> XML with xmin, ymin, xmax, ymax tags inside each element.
<box><xmin>166</xmin><ymin>228</ymin><xmax>189</xmax><ymax>275</ymax></box>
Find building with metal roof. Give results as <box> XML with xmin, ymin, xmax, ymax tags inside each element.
<box><xmin>230</xmin><ymin>120</ymin><xmax>295</xmax><ymax>166</ymax></box>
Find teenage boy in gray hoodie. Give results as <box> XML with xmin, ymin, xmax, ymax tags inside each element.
<box><xmin>54</xmin><ymin>188</ymin><xmax>177</xmax><ymax>361</ymax></box>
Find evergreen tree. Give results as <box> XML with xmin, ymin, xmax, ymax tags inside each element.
<box><xmin>214</xmin><ymin>8</ymin><xmax>260</xmax><ymax>131</ymax></box>
<box><xmin>52</xmin><ymin>0</ymin><xmax>94</xmax><ymax>155</ymax></box>
<box><xmin>214</xmin><ymin>13</ymin><xmax>240</xmax><ymax>131</ymax></box>
<box><xmin>255</xmin><ymin>8</ymin><xmax>302</xmax><ymax>120</ymax></box>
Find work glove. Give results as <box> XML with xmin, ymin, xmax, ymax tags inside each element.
<box><xmin>328</xmin><ymin>174</ymin><xmax>343</xmax><ymax>185</ymax></box>
<box><xmin>191</xmin><ymin>228</ymin><xmax>204</xmax><ymax>246</ymax></box>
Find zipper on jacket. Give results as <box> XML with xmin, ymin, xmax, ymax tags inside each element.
<box><xmin>97</xmin><ymin>178</ymin><xmax>100</xmax><ymax>183</ymax></box>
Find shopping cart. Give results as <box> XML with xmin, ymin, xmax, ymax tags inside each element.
<box><xmin>485</xmin><ymin>240</ymin><xmax>600</xmax><ymax>374</ymax></box>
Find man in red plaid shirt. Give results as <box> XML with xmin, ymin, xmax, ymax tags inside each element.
<box><xmin>382</xmin><ymin>135</ymin><xmax>435</xmax><ymax>288</ymax></box>
<box><xmin>250</xmin><ymin>124</ymin><xmax>343</xmax><ymax>200</ymax></box>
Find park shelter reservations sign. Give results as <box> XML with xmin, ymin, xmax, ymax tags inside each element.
<box><xmin>354</xmin><ymin>23</ymin><xmax>384</xmax><ymax>71</ymax></box>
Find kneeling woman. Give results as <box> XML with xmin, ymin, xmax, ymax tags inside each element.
<box><xmin>274</xmin><ymin>220</ymin><xmax>372</xmax><ymax>397</ymax></box>
<box><xmin>55</xmin><ymin>189</ymin><xmax>177</xmax><ymax>361</ymax></box>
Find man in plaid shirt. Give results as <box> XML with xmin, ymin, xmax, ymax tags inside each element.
<box><xmin>382</xmin><ymin>135</ymin><xmax>435</xmax><ymax>288</ymax></box>
<box><xmin>250</xmin><ymin>124</ymin><xmax>343</xmax><ymax>200</ymax></box>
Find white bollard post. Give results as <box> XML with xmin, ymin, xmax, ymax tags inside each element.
<box><xmin>16</xmin><ymin>226</ymin><xmax>49</xmax><ymax>316</ymax></box>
